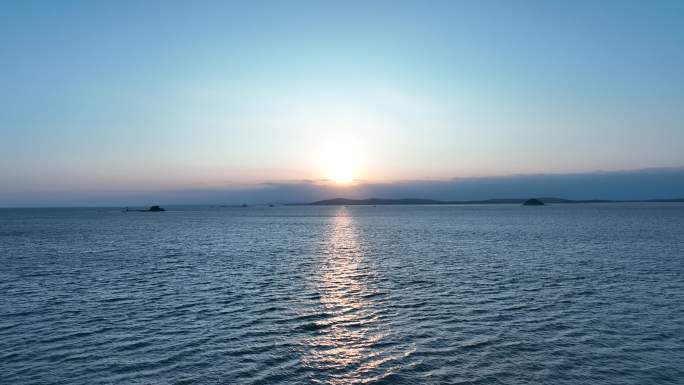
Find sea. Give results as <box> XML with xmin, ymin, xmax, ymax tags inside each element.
<box><xmin>1</xmin><ymin>203</ymin><xmax>683</xmax><ymax>384</ymax></box>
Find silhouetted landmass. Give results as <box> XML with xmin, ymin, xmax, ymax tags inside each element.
<box><xmin>301</xmin><ymin>197</ymin><xmax>684</xmax><ymax>206</ymax></box>
<box><xmin>309</xmin><ymin>198</ymin><xmax>445</xmax><ymax>206</ymax></box>
<box><xmin>523</xmin><ymin>198</ymin><xmax>544</xmax><ymax>206</ymax></box>
<box><xmin>123</xmin><ymin>205</ymin><xmax>166</xmax><ymax>212</ymax></box>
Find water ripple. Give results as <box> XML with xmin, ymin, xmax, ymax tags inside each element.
<box><xmin>1</xmin><ymin>204</ymin><xmax>684</xmax><ymax>384</ymax></box>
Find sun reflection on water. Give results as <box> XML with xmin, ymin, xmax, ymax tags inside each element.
<box><xmin>301</xmin><ymin>207</ymin><xmax>413</xmax><ymax>384</ymax></box>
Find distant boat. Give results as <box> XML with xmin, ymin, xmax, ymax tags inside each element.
<box><xmin>241</xmin><ymin>204</ymin><xmax>248</xmax><ymax>207</ymax></box>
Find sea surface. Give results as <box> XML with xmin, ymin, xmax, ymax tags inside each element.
<box><xmin>1</xmin><ymin>203</ymin><xmax>683</xmax><ymax>384</ymax></box>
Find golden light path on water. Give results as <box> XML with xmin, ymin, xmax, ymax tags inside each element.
<box><xmin>302</xmin><ymin>207</ymin><xmax>416</xmax><ymax>384</ymax></box>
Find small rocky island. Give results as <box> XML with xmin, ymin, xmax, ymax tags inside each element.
<box><xmin>522</xmin><ymin>198</ymin><xmax>544</xmax><ymax>206</ymax></box>
<box><xmin>123</xmin><ymin>205</ymin><xmax>166</xmax><ymax>212</ymax></box>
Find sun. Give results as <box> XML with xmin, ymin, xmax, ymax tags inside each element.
<box><xmin>327</xmin><ymin>161</ymin><xmax>355</xmax><ymax>184</ymax></box>
<box><xmin>318</xmin><ymin>138</ymin><xmax>364</xmax><ymax>185</ymax></box>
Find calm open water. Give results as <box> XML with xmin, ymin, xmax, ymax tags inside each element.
<box><xmin>1</xmin><ymin>203</ymin><xmax>683</xmax><ymax>384</ymax></box>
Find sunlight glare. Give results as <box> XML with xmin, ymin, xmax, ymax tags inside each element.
<box><xmin>327</xmin><ymin>162</ymin><xmax>355</xmax><ymax>184</ymax></box>
<box><xmin>319</xmin><ymin>137</ymin><xmax>364</xmax><ymax>185</ymax></box>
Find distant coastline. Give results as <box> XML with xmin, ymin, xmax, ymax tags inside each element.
<box><xmin>295</xmin><ymin>197</ymin><xmax>684</xmax><ymax>206</ymax></box>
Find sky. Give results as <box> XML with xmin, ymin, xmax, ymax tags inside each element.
<box><xmin>1</xmin><ymin>1</ymin><xmax>683</xmax><ymax>206</ymax></box>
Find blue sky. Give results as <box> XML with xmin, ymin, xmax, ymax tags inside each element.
<box><xmin>1</xmin><ymin>1</ymin><xmax>683</xmax><ymax>205</ymax></box>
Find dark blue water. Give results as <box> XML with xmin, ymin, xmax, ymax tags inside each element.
<box><xmin>1</xmin><ymin>204</ymin><xmax>684</xmax><ymax>384</ymax></box>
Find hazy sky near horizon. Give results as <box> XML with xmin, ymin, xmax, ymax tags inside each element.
<box><xmin>2</xmin><ymin>0</ymin><xmax>684</xmax><ymax>199</ymax></box>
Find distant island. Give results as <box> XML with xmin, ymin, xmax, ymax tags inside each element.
<box><xmin>298</xmin><ymin>197</ymin><xmax>684</xmax><ymax>206</ymax></box>
<box><xmin>123</xmin><ymin>205</ymin><xmax>166</xmax><ymax>212</ymax></box>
